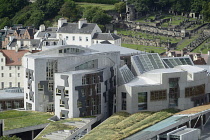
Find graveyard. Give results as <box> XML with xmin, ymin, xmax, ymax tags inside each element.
<box><xmin>115</xmin><ymin>12</ymin><xmax>210</xmax><ymax>54</ymax></box>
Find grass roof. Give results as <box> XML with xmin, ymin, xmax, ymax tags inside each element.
<box><xmin>81</xmin><ymin>109</ymin><xmax>178</xmax><ymax>140</ymax></box>
<box><xmin>35</xmin><ymin>118</ymin><xmax>81</xmax><ymax>140</ymax></box>
<box><xmin>0</xmin><ymin>110</ymin><xmax>53</xmax><ymax>131</ymax></box>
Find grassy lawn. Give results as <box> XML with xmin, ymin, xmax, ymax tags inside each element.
<box><xmin>0</xmin><ymin>110</ymin><xmax>53</xmax><ymax>131</ymax></box>
<box><xmin>35</xmin><ymin>118</ymin><xmax>81</xmax><ymax>140</ymax></box>
<box><xmin>122</xmin><ymin>43</ymin><xmax>166</xmax><ymax>54</ymax></box>
<box><xmin>117</xmin><ymin>29</ymin><xmax>181</xmax><ymax>44</ymax></box>
<box><xmin>76</xmin><ymin>2</ymin><xmax>115</xmax><ymax>11</ymax></box>
<box><xmin>192</xmin><ymin>40</ymin><xmax>210</xmax><ymax>54</ymax></box>
<box><xmin>176</xmin><ymin>34</ymin><xmax>200</xmax><ymax>51</ymax></box>
<box><xmin>81</xmin><ymin>109</ymin><xmax>177</xmax><ymax>140</ymax></box>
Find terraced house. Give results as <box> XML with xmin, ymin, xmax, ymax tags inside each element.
<box><xmin>34</xmin><ymin>18</ymin><xmax>121</xmax><ymax>48</ymax></box>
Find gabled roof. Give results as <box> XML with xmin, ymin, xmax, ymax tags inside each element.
<box><xmin>57</xmin><ymin>23</ymin><xmax>97</xmax><ymax>34</ymax></box>
<box><xmin>92</xmin><ymin>33</ymin><xmax>120</xmax><ymax>40</ymax></box>
<box><xmin>0</xmin><ymin>50</ymin><xmax>39</xmax><ymax>66</ymax></box>
<box><xmin>27</xmin><ymin>29</ymin><xmax>34</xmax><ymax>36</ymax></box>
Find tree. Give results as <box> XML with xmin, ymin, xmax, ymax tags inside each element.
<box><xmin>114</xmin><ymin>2</ymin><xmax>126</xmax><ymax>14</ymax></box>
<box><xmin>0</xmin><ymin>17</ymin><xmax>11</xmax><ymax>29</ymax></box>
<box><xmin>46</xmin><ymin>0</ymin><xmax>64</xmax><ymax>18</ymax></box>
<box><xmin>92</xmin><ymin>11</ymin><xmax>112</xmax><ymax>25</ymax></box>
<box><xmin>59</xmin><ymin>0</ymin><xmax>81</xmax><ymax>22</ymax></box>
<box><xmin>83</xmin><ymin>6</ymin><xmax>111</xmax><ymax>25</ymax></box>
<box><xmin>191</xmin><ymin>0</ymin><xmax>204</xmax><ymax>13</ymax></box>
<box><xmin>0</xmin><ymin>0</ymin><xmax>29</xmax><ymax>18</ymax></box>
<box><xmin>202</xmin><ymin>1</ymin><xmax>210</xmax><ymax>21</ymax></box>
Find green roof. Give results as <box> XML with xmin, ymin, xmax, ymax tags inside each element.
<box><xmin>0</xmin><ymin>110</ymin><xmax>53</xmax><ymax>130</ymax></box>
<box><xmin>81</xmin><ymin>109</ymin><xmax>178</xmax><ymax>140</ymax></box>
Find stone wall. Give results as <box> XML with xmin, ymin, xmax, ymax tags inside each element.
<box><xmin>121</xmin><ymin>35</ymin><xmax>171</xmax><ymax>48</ymax></box>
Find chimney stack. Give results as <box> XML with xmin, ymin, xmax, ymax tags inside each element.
<box><xmin>58</xmin><ymin>18</ymin><xmax>67</xmax><ymax>29</ymax></box>
<box><xmin>78</xmin><ymin>18</ymin><xmax>87</xmax><ymax>29</ymax></box>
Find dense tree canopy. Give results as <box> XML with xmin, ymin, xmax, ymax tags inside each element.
<box><xmin>59</xmin><ymin>0</ymin><xmax>81</xmax><ymax>22</ymax></box>
<box><xmin>0</xmin><ymin>0</ymin><xmax>29</xmax><ymax>18</ymax></box>
<box><xmin>114</xmin><ymin>2</ymin><xmax>126</xmax><ymax>14</ymax></box>
<box><xmin>83</xmin><ymin>6</ymin><xmax>112</xmax><ymax>25</ymax></box>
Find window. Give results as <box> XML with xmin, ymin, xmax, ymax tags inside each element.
<box><xmin>60</xmin><ymin>100</ymin><xmax>65</xmax><ymax>107</ymax></box>
<box><xmin>9</xmin><ymin>66</ymin><xmax>11</xmax><ymax>70</ymax></box>
<box><xmin>185</xmin><ymin>84</ymin><xmax>205</xmax><ymax>97</ymax></box>
<box><xmin>96</xmin><ymin>41</ymin><xmax>98</xmax><ymax>44</ymax></box>
<box><xmin>60</xmin><ymin>112</ymin><xmax>65</xmax><ymax>118</ymax></box>
<box><xmin>18</xmin><ymin>82</ymin><xmax>20</xmax><ymax>87</ymax></box>
<box><xmin>14</xmin><ymin>101</ymin><xmax>20</xmax><ymax>109</ymax></box>
<box><xmin>86</xmin><ymin>37</ymin><xmax>88</xmax><ymax>41</ymax></box>
<box><xmin>81</xmin><ymin>89</ymin><xmax>85</xmax><ymax>97</ymax></box>
<box><xmin>1</xmin><ymin>82</ymin><xmax>4</xmax><ymax>89</ymax></box>
<box><xmin>1</xmin><ymin>58</ymin><xmax>3</xmax><ymax>62</ymax></box>
<box><xmin>65</xmin><ymin>90</ymin><xmax>69</xmax><ymax>96</ymax></box>
<box><xmin>77</xmin><ymin>100</ymin><xmax>82</xmax><ymax>108</ymax></box>
<box><xmin>1</xmin><ymin>73</ymin><xmax>3</xmax><ymax>77</ymax></box>
<box><xmin>26</xmin><ymin>93</ymin><xmax>28</xmax><ymax>99</ymax></box>
<box><xmin>150</xmin><ymin>90</ymin><xmax>167</xmax><ymax>101</ymax></box>
<box><xmin>59</xmin><ymin>49</ymin><xmax>62</xmax><ymax>53</ymax></box>
<box><xmin>66</xmin><ymin>36</ymin><xmax>68</xmax><ymax>40</ymax></box>
<box><xmin>82</xmin><ymin>76</ymin><xmax>86</xmax><ymax>85</ymax></box>
<box><xmin>18</xmin><ymin>73</ymin><xmax>20</xmax><ymax>77</ymax></box>
<box><xmin>79</xmin><ymin>36</ymin><xmax>82</xmax><ymax>41</ymax></box>
<box><xmin>122</xmin><ymin>92</ymin><xmax>126</xmax><ymax>110</ymax></box>
<box><xmin>38</xmin><ymin>83</ymin><xmax>44</xmax><ymax>91</ymax></box>
<box><xmin>48</xmin><ymin>82</ymin><xmax>54</xmax><ymax>91</ymax></box>
<box><xmin>96</xmin><ymin>83</ymin><xmax>101</xmax><ymax>93</ymax></box>
<box><xmin>93</xmin><ymin>76</ymin><xmax>96</xmax><ymax>83</ymax></box>
<box><xmin>72</xmin><ymin>36</ymin><xmax>75</xmax><ymax>41</ymax></box>
<box><xmin>138</xmin><ymin>92</ymin><xmax>147</xmax><ymax>110</ymax></box>
<box><xmin>26</xmin><ymin>72</ymin><xmax>28</xmax><ymax>78</ymax></box>
<box><xmin>6</xmin><ymin>102</ymin><xmax>11</xmax><ymax>109</ymax></box>
<box><xmin>1</xmin><ymin>66</ymin><xmax>3</xmax><ymax>70</ymax></box>
<box><xmin>90</xmin><ymin>88</ymin><xmax>92</xmax><ymax>96</ymax></box>
<box><xmin>9</xmin><ymin>73</ymin><xmax>12</xmax><ymax>77</ymax></box>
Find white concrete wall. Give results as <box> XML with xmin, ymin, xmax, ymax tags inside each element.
<box><xmin>117</xmin><ymin>68</ymin><xmax>210</xmax><ymax>113</ymax></box>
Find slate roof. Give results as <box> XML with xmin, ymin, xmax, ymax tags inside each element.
<box><xmin>37</xmin><ymin>32</ymin><xmax>57</xmax><ymax>38</ymax></box>
<box><xmin>57</xmin><ymin>23</ymin><xmax>97</xmax><ymax>34</ymax></box>
<box><xmin>92</xmin><ymin>33</ymin><xmax>121</xmax><ymax>40</ymax></box>
<box><xmin>8</xmin><ymin>39</ymin><xmax>40</xmax><ymax>48</ymax></box>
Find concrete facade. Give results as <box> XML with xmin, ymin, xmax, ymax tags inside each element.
<box><xmin>23</xmin><ymin>45</ymin><xmax>120</xmax><ymax>119</ymax></box>
<box><xmin>117</xmin><ymin>53</ymin><xmax>210</xmax><ymax>114</ymax></box>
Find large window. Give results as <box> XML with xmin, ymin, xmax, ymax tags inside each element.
<box><xmin>38</xmin><ymin>83</ymin><xmax>44</xmax><ymax>91</ymax></box>
<box><xmin>138</xmin><ymin>92</ymin><xmax>147</xmax><ymax>110</ymax></box>
<box><xmin>185</xmin><ymin>84</ymin><xmax>205</xmax><ymax>97</ymax></box>
<box><xmin>150</xmin><ymin>90</ymin><xmax>167</xmax><ymax>101</ymax></box>
<box><xmin>122</xmin><ymin>92</ymin><xmax>127</xmax><ymax>110</ymax></box>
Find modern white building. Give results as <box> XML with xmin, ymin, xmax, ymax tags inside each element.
<box><xmin>117</xmin><ymin>53</ymin><xmax>210</xmax><ymax>114</ymax></box>
<box><xmin>23</xmin><ymin>45</ymin><xmax>120</xmax><ymax>119</ymax></box>
<box><xmin>34</xmin><ymin>18</ymin><xmax>121</xmax><ymax>48</ymax></box>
